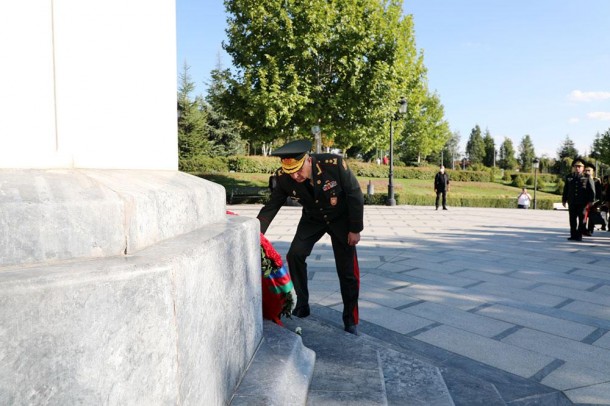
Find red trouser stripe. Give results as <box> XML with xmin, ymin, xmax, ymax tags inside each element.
<box><xmin>352</xmin><ymin>251</ymin><xmax>360</xmax><ymax>324</ymax></box>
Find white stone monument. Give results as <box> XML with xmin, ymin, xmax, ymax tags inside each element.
<box><xmin>0</xmin><ymin>2</ymin><xmax>264</xmax><ymax>404</ymax></box>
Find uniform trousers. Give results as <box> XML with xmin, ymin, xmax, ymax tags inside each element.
<box><xmin>568</xmin><ymin>202</ymin><xmax>586</xmax><ymax>239</ymax></box>
<box><xmin>286</xmin><ymin>217</ymin><xmax>360</xmax><ymax>327</ymax></box>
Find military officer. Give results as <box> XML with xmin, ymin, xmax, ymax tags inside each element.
<box><xmin>257</xmin><ymin>139</ymin><xmax>364</xmax><ymax>335</ymax></box>
<box><xmin>562</xmin><ymin>158</ymin><xmax>595</xmax><ymax>241</ymax></box>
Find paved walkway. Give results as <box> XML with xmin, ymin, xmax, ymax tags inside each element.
<box><xmin>229</xmin><ymin>204</ymin><xmax>610</xmax><ymax>405</ymax></box>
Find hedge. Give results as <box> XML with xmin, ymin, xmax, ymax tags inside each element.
<box><xmin>365</xmin><ymin>194</ymin><xmax>558</xmax><ymax>210</ymax></box>
<box><xmin>182</xmin><ymin>155</ymin><xmax>496</xmax><ymax>182</ymax></box>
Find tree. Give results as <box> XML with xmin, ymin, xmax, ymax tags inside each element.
<box><xmin>205</xmin><ymin>58</ymin><xmax>245</xmax><ymax>156</ymax></box>
<box><xmin>557</xmin><ymin>136</ymin><xmax>579</xmax><ymax>160</ymax></box>
<box><xmin>518</xmin><ymin>134</ymin><xmax>536</xmax><ymax>172</ymax></box>
<box><xmin>591</xmin><ymin>129</ymin><xmax>610</xmax><ymax>165</ymax></box>
<box><xmin>465</xmin><ymin>125</ymin><xmax>485</xmax><ymax>164</ymax></box>
<box><xmin>177</xmin><ymin>63</ymin><xmax>210</xmax><ymax>160</ymax></box>
<box><xmin>482</xmin><ymin>129</ymin><xmax>495</xmax><ymax>167</ymax></box>
<box><xmin>498</xmin><ymin>137</ymin><xmax>518</xmax><ymax>170</ymax></box>
<box><xmin>428</xmin><ymin>130</ymin><xmax>460</xmax><ymax>168</ymax></box>
<box><xmin>222</xmin><ymin>0</ymin><xmax>439</xmax><ymax>154</ymax></box>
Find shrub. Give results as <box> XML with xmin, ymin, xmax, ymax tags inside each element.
<box><xmin>227</xmin><ymin>155</ymin><xmax>278</xmax><ymax>173</ymax></box>
<box><xmin>179</xmin><ymin>156</ymin><xmax>229</xmax><ymax>173</ymax></box>
<box><xmin>556</xmin><ymin>178</ymin><xmax>565</xmax><ymax>194</ymax></box>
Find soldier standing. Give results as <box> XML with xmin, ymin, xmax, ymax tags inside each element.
<box><xmin>257</xmin><ymin>139</ymin><xmax>364</xmax><ymax>335</ymax></box>
<box><xmin>562</xmin><ymin>158</ymin><xmax>595</xmax><ymax>241</ymax></box>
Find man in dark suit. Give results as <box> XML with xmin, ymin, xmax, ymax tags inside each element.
<box><xmin>257</xmin><ymin>139</ymin><xmax>364</xmax><ymax>335</ymax></box>
<box><xmin>434</xmin><ymin>165</ymin><xmax>450</xmax><ymax>210</ymax></box>
<box><xmin>562</xmin><ymin>158</ymin><xmax>595</xmax><ymax>241</ymax></box>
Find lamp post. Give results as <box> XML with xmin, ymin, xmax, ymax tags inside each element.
<box><xmin>387</xmin><ymin>97</ymin><xmax>407</xmax><ymax>206</ymax></box>
<box><xmin>532</xmin><ymin>158</ymin><xmax>540</xmax><ymax>209</ymax></box>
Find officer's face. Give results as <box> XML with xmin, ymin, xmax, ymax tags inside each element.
<box><xmin>574</xmin><ymin>164</ymin><xmax>584</xmax><ymax>174</ymax></box>
<box><xmin>290</xmin><ymin>157</ymin><xmax>312</xmax><ymax>183</ymax></box>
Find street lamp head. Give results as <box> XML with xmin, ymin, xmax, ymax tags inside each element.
<box><xmin>398</xmin><ymin>97</ymin><xmax>407</xmax><ymax>114</ymax></box>
<box><xmin>532</xmin><ymin>158</ymin><xmax>540</xmax><ymax>169</ymax></box>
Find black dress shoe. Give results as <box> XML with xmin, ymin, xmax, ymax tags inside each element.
<box><xmin>344</xmin><ymin>325</ymin><xmax>358</xmax><ymax>335</ymax></box>
<box><xmin>292</xmin><ymin>305</ymin><xmax>310</xmax><ymax>318</ymax></box>
<box><xmin>567</xmin><ymin>237</ymin><xmax>582</xmax><ymax>241</ymax></box>
<box><xmin>442</xmin><ymin>207</ymin><xmax>448</xmax><ymax>210</ymax></box>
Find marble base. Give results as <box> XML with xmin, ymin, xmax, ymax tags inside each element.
<box><xmin>0</xmin><ymin>171</ymin><xmax>262</xmax><ymax>405</ymax></box>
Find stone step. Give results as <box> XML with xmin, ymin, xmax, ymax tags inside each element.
<box><xmin>230</xmin><ymin>320</ymin><xmax>316</xmax><ymax>406</ymax></box>
<box><xmin>310</xmin><ymin>305</ymin><xmax>572</xmax><ymax>406</ymax></box>
<box><xmin>282</xmin><ymin>315</ymin><xmax>454</xmax><ymax>405</ymax></box>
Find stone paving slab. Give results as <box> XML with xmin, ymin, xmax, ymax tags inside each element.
<box><xmin>229</xmin><ymin>204</ymin><xmax>610</xmax><ymax>404</ymax></box>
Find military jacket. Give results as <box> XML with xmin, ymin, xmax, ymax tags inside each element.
<box><xmin>258</xmin><ymin>154</ymin><xmax>364</xmax><ymax>235</ymax></box>
<box><xmin>562</xmin><ymin>173</ymin><xmax>595</xmax><ymax>206</ymax></box>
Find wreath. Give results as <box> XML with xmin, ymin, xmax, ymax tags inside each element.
<box><xmin>227</xmin><ymin>211</ymin><xmax>296</xmax><ymax>325</ymax></box>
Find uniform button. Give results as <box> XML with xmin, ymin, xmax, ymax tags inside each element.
<box><xmin>326</xmin><ymin>221</ymin><xmax>330</xmax><ymax>224</ymax></box>
<box><xmin>324</xmin><ymin>215</ymin><xmax>328</xmax><ymax>218</ymax></box>
<box><xmin>315</xmin><ymin>200</ymin><xmax>319</xmax><ymax>203</ymax></box>
<box><xmin>320</xmin><ymin>208</ymin><xmax>323</xmax><ymax>211</ymax></box>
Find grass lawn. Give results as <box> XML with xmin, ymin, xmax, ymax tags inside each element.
<box><xmin>197</xmin><ymin>172</ymin><xmax>562</xmax><ymax>202</ymax></box>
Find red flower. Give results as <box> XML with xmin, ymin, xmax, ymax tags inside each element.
<box><xmin>260</xmin><ymin>233</ymin><xmax>283</xmax><ymax>268</ymax></box>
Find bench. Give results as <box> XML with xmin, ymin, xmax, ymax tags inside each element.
<box><xmin>228</xmin><ymin>187</ymin><xmax>271</xmax><ymax>204</ymax></box>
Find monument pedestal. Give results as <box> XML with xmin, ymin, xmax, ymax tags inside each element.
<box><xmin>0</xmin><ymin>170</ymin><xmax>263</xmax><ymax>404</ymax></box>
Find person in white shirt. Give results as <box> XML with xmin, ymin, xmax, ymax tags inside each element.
<box><xmin>517</xmin><ymin>187</ymin><xmax>532</xmax><ymax>209</ymax></box>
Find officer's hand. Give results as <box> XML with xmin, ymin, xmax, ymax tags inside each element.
<box><xmin>347</xmin><ymin>232</ymin><xmax>360</xmax><ymax>246</ymax></box>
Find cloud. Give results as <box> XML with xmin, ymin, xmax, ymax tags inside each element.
<box><xmin>568</xmin><ymin>90</ymin><xmax>610</xmax><ymax>102</ymax></box>
<box><xmin>587</xmin><ymin>112</ymin><xmax>610</xmax><ymax>121</ymax></box>
<box><xmin>568</xmin><ymin>117</ymin><xmax>580</xmax><ymax>124</ymax></box>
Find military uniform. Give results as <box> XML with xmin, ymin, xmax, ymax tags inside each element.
<box><xmin>258</xmin><ymin>145</ymin><xmax>364</xmax><ymax>331</ymax></box>
<box><xmin>562</xmin><ymin>161</ymin><xmax>595</xmax><ymax>240</ymax></box>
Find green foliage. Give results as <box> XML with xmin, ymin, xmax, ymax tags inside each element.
<box><xmin>557</xmin><ymin>135</ymin><xmax>579</xmax><ymax>160</ymax></box>
<box><xmin>227</xmin><ymin>156</ymin><xmax>279</xmax><ymax>173</ymax></box>
<box><xmin>179</xmin><ymin>156</ymin><xmax>229</xmax><ymax>173</ymax></box>
<box><xmin>221</xmin><ymin>0</ymin><xmax>446</xmax><ymax>154</ymax></box>
<box><xmin>177</xmin><ymin>63</ymin><xmax>244</xmax><ymax>166</ymax></box>
<box><xmin>536</xmin><ymin>178</ymin><xmax>546</xmax><ymax>191</ymax></box>
<box><xmin>518</xmin><ymin>134</ymin><xmax>536</xmax><ymax>172</ymax></box>
<box><xmin>364</xmin><ymin>194</ymin><xmax>557</xmax><ymax>209</ymax></box>
<box><xmin>512</xmin><ymin>174</ymin><xmax>525</xmax><ymax>188</ymax></box>
<box><xmin>591</xmin><ymin>128</ymin><xmax>610</xmax><ymax>166</ymax></box>
<box><xmin>502</xmin><ymin>171</ymin><xmax>511</xmax><ymax>182</ymax></box>
<box><xmin>466</xmin><ymin>125</ymin><xmax>485</xmax><ymax>164</ymax></box>
<box><xmin>498</xmin><ymin>137</ymin><xmax>518</xmax><ymax>170</ymax></box>
<box><xmin>556</xmin><ymin>178</ymin><xmax>565</xmax><ymax>194</ymax></box>
<box><xmin>483</xmin><ymin>129</ymin><xmax>496</xmax><ymax>167</ymax></box>
<box><xmin>178</xmin><ymin>64</ymin><xmax>212</xmax><ymax>159</ymax></box>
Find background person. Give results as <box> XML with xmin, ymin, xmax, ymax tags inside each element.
<box><xmin>257</xmin><ymin>139</ymin><xmax>364</xmax><ymax>335</ymax></box>
<box><xmin>562</xmin><ymin>158</ymin><xmax>595</xmax><ymax>241</ymax></box>
<box><xmin>434</xmin><ymin>165</ymin><xmax>450</xmax><ymax>210</ymax></box>
<box><xmin>517</xmin><ymin>187</ymin><xmax>532</xmax><ymax>209</ymax></box>
<box><xmin>584</xmin><ymin>164</ymin><xmax>605</xmax><ymax>235</ymax></box>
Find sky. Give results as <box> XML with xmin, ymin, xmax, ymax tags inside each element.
<box><xmin>176</xmin><ymin>0</ymin><xmax>610</xmax><ymax>158</ymax></box>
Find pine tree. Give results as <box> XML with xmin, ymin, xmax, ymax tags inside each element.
<box><xmin>498</xmin><ymin>137</ymin><xmax>518</xmax><ymax>170</ymax></box>
<box><xmin>518</xmin><ymin>134</ymin><xmax>536</xmax><ymax>172</ymax></box>
<box><xmin>205</xmin><ymin>58</ymin><xmax>245</xmax><ymax>156</ymax></box>
<box><xmin>557</xmin><ymin>135</ymin><xmax>579</xmax><ymax>160</ymax></box>
<box><xmin>177</xmin><ymin>63</ymin><xmax>210</xmax><ymax>160</ymax></box>
<box><xmin>483</xmin><ymin>129</ymin><xmax>495</xmax><ymax>167</ymax></box>
<box><xmin>465</xmin><ymin>125</ymin><xmax>485</xmax><ymax>164</ymax></box>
